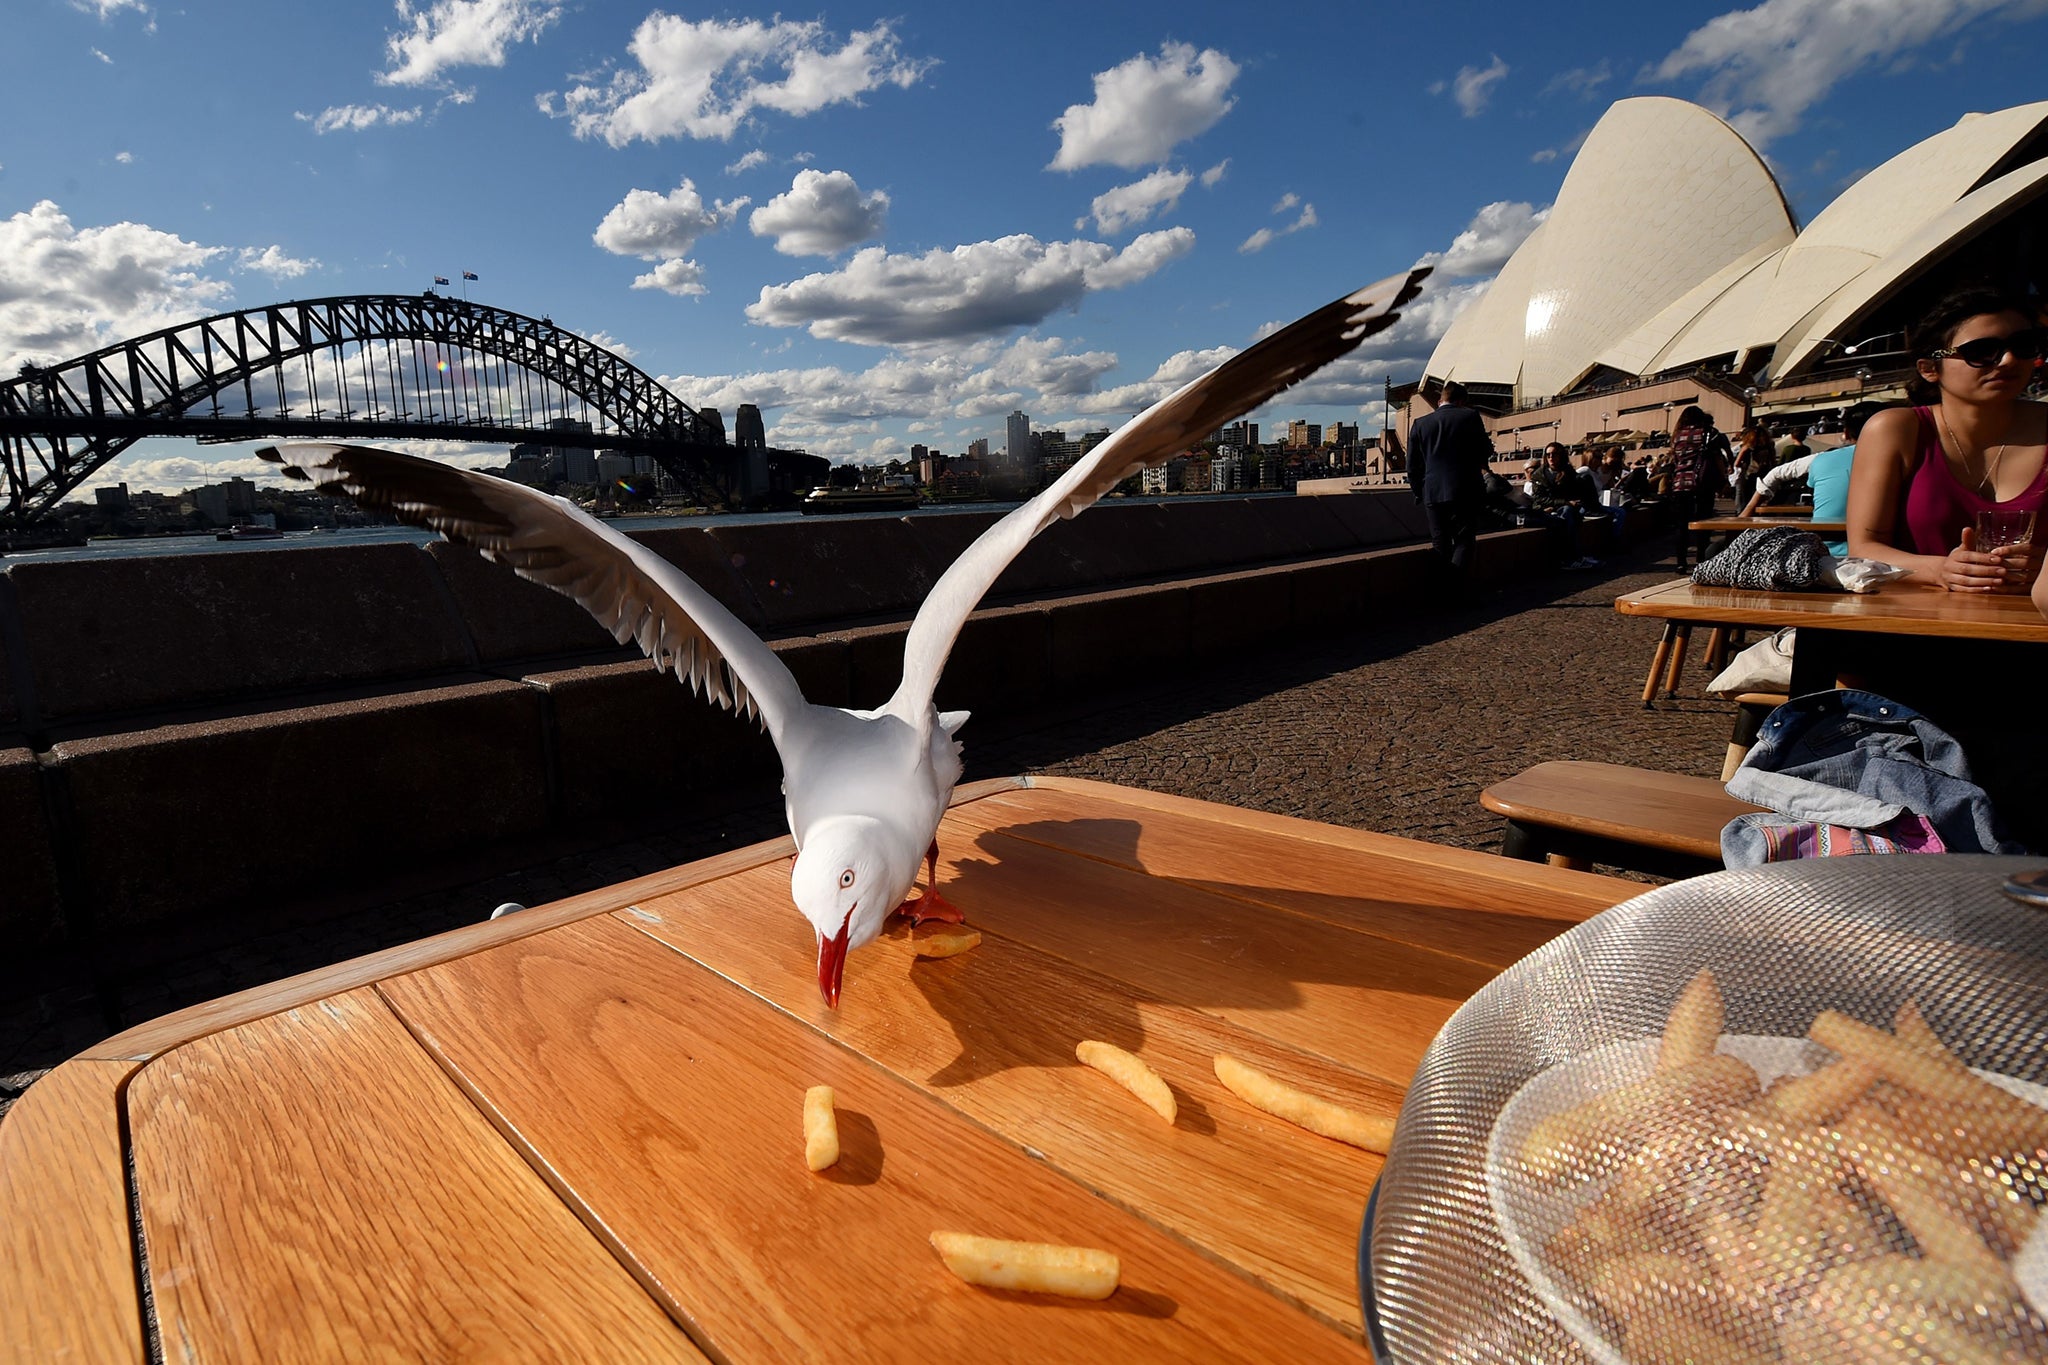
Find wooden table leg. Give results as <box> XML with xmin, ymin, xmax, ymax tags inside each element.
<box><xmin>1663</xmin><ymin>624</ymin><xmax>1693</xmax><ymax>698</ymax></box>
<box><xmin>1642</xmin><ymin>624</ymin><xmax>1677</xmax><ymax>708</ymax></box>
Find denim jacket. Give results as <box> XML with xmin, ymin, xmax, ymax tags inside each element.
<box><xmin>1721</xmin><ymin>689</ymin><xmax>2025</xmax><ymax>866</ymax></box>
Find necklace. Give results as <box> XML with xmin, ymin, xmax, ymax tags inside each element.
<box><xmin>1937</xmin><ymin>407</ymin><xmax>2008</xmax><ymax>497</ymax></box>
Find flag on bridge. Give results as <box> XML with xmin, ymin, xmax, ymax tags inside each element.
<box><xmin>434</xmin><ymin>275</ymin><xmax>450</xmax><ymax>285</ymax></box>
<box><xmin>462</xmin><ymin>271</ymin><xmax>478</xmax><ymax>281</ymax></box>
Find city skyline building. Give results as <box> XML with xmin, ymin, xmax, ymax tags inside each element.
<box><xmin>1006</xmin><ymin>410</ymin><xmax>1032</xmax><ymax>469</ymax></box>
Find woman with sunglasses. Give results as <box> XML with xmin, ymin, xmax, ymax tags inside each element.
<box><xmin>1846</xmin><ymin>283</ymin><xmax>2046</xmax><ymax>592</ymax></box>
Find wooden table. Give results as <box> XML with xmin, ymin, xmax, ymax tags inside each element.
<box><xmin>0</xmin><ymin>776</ymin><xmax>1633</xmax><ymax>1364</ymax></box>
<box><xmin>1686</xmin><ymin>516</ymin><xmax>1846</xmax><ymax>536</ymax></box>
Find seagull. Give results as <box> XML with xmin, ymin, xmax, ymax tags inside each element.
<box><xmin>260</xmin><ymin>266</ymin><xmax>1427</xmax><ymax>1007</ymax></box>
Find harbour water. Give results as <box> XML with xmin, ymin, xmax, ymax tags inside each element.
<box><xmin>0</xmin><ymin>501</ymin><xmax>1033</xmax><ymax>566</ymax></box>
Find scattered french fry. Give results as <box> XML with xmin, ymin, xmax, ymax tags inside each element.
<box><xmin>1075</xmin><ymin>1040</ymin><xmax>1176</xmax><ymax>1124</ymax></box>
<box><xmin>928</xmin><ymin>1232</ymin><xmax>1120</xmax><ymax>1299</ymax></box>
<box><xmin>1659</xmin><ymin>967</ymin><xmax>1724</xmax><ymax>1071</ymax></box>
<box><xmin>802</xmin><ymin>1085</ymin><xmax>839</xmax><ymax>1172</ymax></box>
<box><xmin>1212</xmin><ymin>1054</ymin><xmax>1394</xmax><ymax>1152</ymax></box>
<box><xmin>1840</xmin><ymin>1109</ymin><xmax>2006</xmax><ymax>1276</ymax></box>
<box><xmin>911</xmin><ymin>924</ymin><xmax>982</xmax><ymax>958</ymax></box>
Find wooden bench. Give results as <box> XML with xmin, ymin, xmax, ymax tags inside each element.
<box><xmin>1480</xmin><ymin>760</ymin><xmax>1767</xmax><ymax>878</ymax></box>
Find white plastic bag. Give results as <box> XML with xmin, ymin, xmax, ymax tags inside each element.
<box><xmin>1706</xmin><ymin>627</ymin><xmax>1795</xmax><ymax>698</ymax></box>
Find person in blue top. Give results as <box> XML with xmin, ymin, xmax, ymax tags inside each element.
<box><xmin>1740</xmin><ymin>402</ymin><xmax>1888</xmax><ymax>555</ymax></box>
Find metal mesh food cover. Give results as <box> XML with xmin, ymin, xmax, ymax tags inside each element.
<box><xmin>1365</xmin><ymin>855</ymin><xmax>2048</xmax><ymax>1364</ymax></box>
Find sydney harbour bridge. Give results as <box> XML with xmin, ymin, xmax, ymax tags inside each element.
<box><xmin>0</xmin><ymin>293</ymin><xmax>812</xmax><ymax>525</ymax></box>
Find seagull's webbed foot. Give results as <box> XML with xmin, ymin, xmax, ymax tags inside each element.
<box><xmin>892</xmin><ymin>838</ymin><xmax>965</xmax><ymax>926</ymax></box>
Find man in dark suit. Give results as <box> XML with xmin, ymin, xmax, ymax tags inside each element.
<box><xmin>1405</xmin><ymin>380</ymin><xmax>1496</xmax><ymax>586</ymax></box>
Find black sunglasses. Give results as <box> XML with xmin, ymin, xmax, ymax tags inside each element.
<box><xmin>1928</xmin><ymin>328</ymin><xmax>2046</xmax><ymax>369</ymax></box>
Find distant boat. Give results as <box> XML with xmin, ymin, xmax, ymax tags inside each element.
<box><xmin>216</xmin><ymin>524</ymin><xmax>285</xmax><ymax>541</ymax></box>
<box><xmin>798</xmin><ymin>486</ymin><xmax>924</xmax><ymax>515</ymax></box>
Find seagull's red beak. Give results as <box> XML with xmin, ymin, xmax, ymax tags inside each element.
<box><xmin>817</xmin><ymin>911</ymin><xmax>853</xmax><ymax>1009</ymax></box>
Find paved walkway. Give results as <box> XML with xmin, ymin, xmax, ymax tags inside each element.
<box><xmin>1</xmin><ymin>539</ymin><xmax>1732</xmax><ymax>1119</ymax></box>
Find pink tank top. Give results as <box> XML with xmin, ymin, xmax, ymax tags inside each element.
<box><xmin>1900</xmin><ymin>406</ymin><xmax>2048</xmax><ymax>554</ymax></box>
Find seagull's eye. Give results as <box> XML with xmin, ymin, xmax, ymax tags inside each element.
<box><xmin>838</xmin><ymin>869</ymin><xmax>856</xmax><ymax>889</ymax></box>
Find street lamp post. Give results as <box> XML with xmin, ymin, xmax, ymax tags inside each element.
<box><xmin>1664</xmin><ymin>400</ymin><xmax>1675</xmax><ymax>438</ymax></box>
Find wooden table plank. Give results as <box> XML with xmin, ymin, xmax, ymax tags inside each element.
<box><xmin>925</xmin><ymin>825</ymin><xmax>1492</xmax><ymax>1085</ymax></box>
<box><xmin>0</xmin><ymin>1059</ymin><xmax>145</xmax><ymax>1365</ymax></box>
<box><xmin>128</xmin><ymin>986</ymin><xmax>699</xmax><ymax>1363</ymax></box>
<box><xmin>619</xmin><ymin>873</ymin><xmax>1398</xmax><ymax>1332</ymax></box>
<box><xmin>942</xmin><ymin>786</ymin><xmax>1621</xmax><ymax>969</ymax></box>
<box><xmin>1021</xmin><ymin>777</ymin><xmax>1629</xmax><ymax>908</ymax></box>
<box><xmin>376</xmin><ymin>915</ymin><xmax>1363</xmax><ymax>1363</ymax></box>
<box><xmin>1616</xmin><ymin>577</ymin><xmax>2048</xmax><ymax>641</ymax></box>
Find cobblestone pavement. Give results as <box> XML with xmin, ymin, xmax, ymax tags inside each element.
<box><xmin>0</xmin><ymin>538</ymin><xmax>1733</xmax><ymax>1121</ymax></box>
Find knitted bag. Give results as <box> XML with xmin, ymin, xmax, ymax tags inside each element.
<box><xmin>1690</xmin><ymin>525</ymin><xmax>1829</xmax><ymax>591</ymax></box>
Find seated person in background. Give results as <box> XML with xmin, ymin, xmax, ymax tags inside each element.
<box><xmin>1741</xmin><ymin>402</ymin><xmax>1888</xmax><ymax>555</ymax></box>
<box><xmin>1529</xmin><ymin>443</ymin><xmax>1597</xmax><ymax>514</ymax></box>
<box><xmin>1847</xmin><ymin>284</ymin><xmax>2046</xmax><ymax>592</ymax></box>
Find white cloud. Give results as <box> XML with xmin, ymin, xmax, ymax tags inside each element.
<box><xmin>1652</xmin><ymin>0</ymin><xmax>2042</xmax><ymax>148</ymax></box>
<box><xmin>1444</xmin><ymin>55</ymin><xmax>1509</xmax><ymax>116</ymax></box>
<box><xmin>296</xmin><ymin>103</ymin><xmax>423</xmax><ymax>133</ymax></box>
<box><xmin>746</xmin><ymin>228</ymin><xmax>1195</xmax><ymax>346</ymax></box>
<box><xmin>1072</xmin><ymin>344</ymin><xmax>1238</xmax><ymax>414</ymax></box>
<box><xmin>1082</xmin><ymin>167</ymin><xmax>1192</xmax><ymax>235</ymax></box>
<box><xmin>0</xmin><ymin>200</ymin><xmax>231</xmax><ymax>370</ymax></box>
<box><xmin>1530</xmin><ymin>126</ymin><xmax>1591</xmax><ymax>165</ymax></box>
<box><xmin>632</xmin><ymin>259</ymin><xmax>706</xmax><ymax>296</ymax></box>
<box><xmin>543</xmin><ymin>16</ymin><xmax>930</xmax><ymax>146</ymax></box>
<box><xmin>592</xmin><ymin>180</ymin><xmax>745</xmax><ymax>260</ymax></box>
<box><xmin>70</xmin><ymin>0</ymin><xmax>146</xmax><ymax>19</ymax></box>
<box><xmin>1048</xmin><ymin>43</ymin><xmax>1239</xmax><ymax>171</ymax></box>
<box><xmin>749</xmin><ymin>169</ymin><xmax>887</xmax><ymax>256</ymax></box>
<box><xmin>1543</xmin><ymin>61</ymin><xmax>1611</xmax><ymax>98</ymax></box>
<box><xmin>114</xmin><ymin>151</ymin><xmax>134</xmax><ymax>164</ymax></box>
<box><xmin>1237</xmin><ymin>202</ymin><xmax>1318</xmax><ymax>254</ymax></box>
<box><xmin>1200</xmin><ymin>159</ymin><xmax>1229</xmax><ymax>188</ymax></box>
<box><xmin>1416</xmin><ymin>200</ymin><xmax>1550</xmax><ymax>276</ymax></box>
<box><xmin>236</xmin><ymin>245</ymin><xmax>319</xmax><ymax>278</ymax></box>
<box><xmin>658</xmin><ymin>334</ymin><xmax>1125</xmax><ymax>449</ymax></box>
<box><xmin>90</xmin><ymin>47</ymin><xmax>113</xmax><ymax>63</ymax></box>
<box><xmin>380</xmin><ymin>0</ymin><xmax>563</xmax><ymax>88</ymax></box>
<box><xmin>574</xmin><ymin>327</ymin><xmax>636</xmax><ymax>359</ymax></box>
<box><xmin>725</xmin><ymin>149</ymin><xmax>772</xmax><ymax>175</ymax></box>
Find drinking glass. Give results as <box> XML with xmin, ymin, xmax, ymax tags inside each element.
<box><xmin>1976</xmin><ymin>508</ymin><xmax>2036</xmax><ymax>551</ymax></box>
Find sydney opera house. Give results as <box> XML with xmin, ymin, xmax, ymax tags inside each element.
<box><xmin>1401</xmin><ymin>96</ymin><xmax>2048</xmax><ymax>450</ymax></box>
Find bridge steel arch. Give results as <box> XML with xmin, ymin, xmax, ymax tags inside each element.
<box><xmin>1</xmin><ymin>294</ymin><xmax>732</xmax><ymax>523</ymax></box>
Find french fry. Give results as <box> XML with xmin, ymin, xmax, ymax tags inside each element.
<box><xmin>1212</xmin><ymin>1054</ymin><xmax>1394</xmax><ymax>1152</ymax></box>
<box><xmin>802</xmin><ymin>1085</ymin><xmax>840</xmax><ymax>1172</ymax></box>
<box><xmin>1838</xmin><ymin>1109</ymin><xmax>2005</xmax><ymax>1276</ymax></box>
<box><xmin>1894</xmin><ymin>997</ymin><xmax>1947</xmax><ymax>1055</ymax></box>
<box><xmin>1810</xmin><ymin>1011</ymin><xmax>2048</xmax><ymax>1147</ymax></box>
<box><xmin>928</xmin><ymin>1232</ymin><xmax>1119</xmax><ymax>1299</ymax></box>
<box><xmin>911</xmin><ymin>924</ymin><xmax>982</xmax><ymax>958</ymax></box>
<box><xmin>1815</xmin><ymin>1253</ymin><xmax>2017</xmax><ymax>1319</ymax></box>
<box><xmin>1765</xmin><ymin>1057</ymin><xmax>1880</xmax><ymax>1126</ymax></box>
<box><xmin>1075</xmin><ymin>1040</ymin><xmax>1176</xmax><ymax>1125</ymax></box>
<box><xmin>1659</xmin><ymin>967</ymin><xmax>1725</xmax><ymax>1071</ymax></box>
<box><xmin>1518</xmin><ymin>1052</ymin><xmax>1760</xmax><ymax>1181</ymax></box>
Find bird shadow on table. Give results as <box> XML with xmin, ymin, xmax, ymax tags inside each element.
<box><xmin>902</xmin><ymin>815</ymin><xmax>1465</xmax><ymax>1114</ymax></box>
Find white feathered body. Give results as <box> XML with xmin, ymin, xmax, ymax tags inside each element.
<box><xmin>778</xmin><ymin>702</ymin><xmax>967</xmax><ymax>905</ymax></box>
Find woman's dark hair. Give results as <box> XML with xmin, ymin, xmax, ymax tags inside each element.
<box><xmin>1907</xmin><ymin>283</ymin><xmax>2036</xmax><ymax>360</ymax></box>
<box><xmin>1674</xmin><ymin>404</ymin><xmax>1710</xmax><ymax>431</ymax></box>
<box><xmin>1905</xmin><ymin>282</ymin><xmax>2037</xmax><ymax>400</ymax></box>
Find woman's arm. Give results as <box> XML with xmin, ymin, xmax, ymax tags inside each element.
<box><xmin>1741</xmin><ymin>452</ymin><xmax>1817</xmax><ymax>515</ymax></box>
<box><xmin>1846</xmin><ymin>408</ymin><xmax>2013</xmax><ymax>590</ymax></box>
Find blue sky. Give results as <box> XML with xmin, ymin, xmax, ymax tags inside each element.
<box><xmin>7</xmin><ymin>0</ymin><xmax>2048</xmax><ymax>491</ymax></box>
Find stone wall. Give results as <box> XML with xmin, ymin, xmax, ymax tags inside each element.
<box><xmin>0</xmin><ymin>493</ymin><xmax>1553</xmax><ymax>972</ymax></box>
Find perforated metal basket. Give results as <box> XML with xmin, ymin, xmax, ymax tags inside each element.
<box><xmin>1364</xmin><ymin>855</ymin><xmax>2048</xmax><ymax>1364</ymax></box>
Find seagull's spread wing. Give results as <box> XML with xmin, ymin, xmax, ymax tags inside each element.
<box><xmin>887</xmin><ymin>266</ymin><xmax>1430</xmax><ymax>724</ymax></box>
<box><xmin>260</xmin><ymin>442</ymin><xmax>805</xmax><ymax>734</ymax></box>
